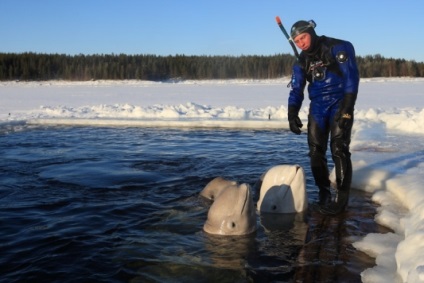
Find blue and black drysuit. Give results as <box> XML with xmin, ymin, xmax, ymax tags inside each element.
<box><xmin>288</xmin><ymin>35</ymin><xmax>359</xmax><ymax>210</ymax></box>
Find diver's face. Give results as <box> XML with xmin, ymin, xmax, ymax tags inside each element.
<box><xmin>294</xmin><ymin>32</ymin><xmax>311</xmax><ymax>51</ymax></box>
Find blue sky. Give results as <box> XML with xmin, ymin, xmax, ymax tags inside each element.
<box><xmin>1</xmin><ymin>0</ymin><xmax>423</xmax><ymax>62</ymax></box>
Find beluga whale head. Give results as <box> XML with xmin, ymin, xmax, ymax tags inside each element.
<box><xmin>199</xmin><ymin>177</ymin><xmax>237</xmax><ymax>201</ymax></box>
<box><xmin>201</xmin><ymin>180</ymin><xmax>257</xmax><ymax>236</ymax></box>
<box><xmin>256</xmin><ymin>165</ymin><xmax>308</xmax><ymax>213</ymax></box>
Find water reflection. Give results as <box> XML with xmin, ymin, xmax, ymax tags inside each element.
<box><xmin>261</xmin><ymin>212</ymin><xmax>308</xmax><ymax>236</ymax></box>
<box><xmin>203</xmin><ymin>233</ymin><xmax>257</xmax><ymax>270</ymax></box>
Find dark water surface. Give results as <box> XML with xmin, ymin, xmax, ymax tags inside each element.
<box><xmin>0</xmin><ymin>126</ymin><xmax>388</xmax><ymax>282</ymax></box>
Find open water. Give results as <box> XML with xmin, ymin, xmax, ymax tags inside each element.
<box><xmin>0</xmin><ymin>125</ymin><xmax>386</xmax><ymax>282</ymax></box>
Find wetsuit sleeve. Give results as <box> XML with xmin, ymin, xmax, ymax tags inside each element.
<box><xmin>333</xmin><ymin>41</ymin><xmax>359</xmax><ymax>128</ymax></box>
<box><xmin>288</xmin><ymin>63</ymin><xmax>306</xmax><ymax>111</ymax></box>
<box><xmin>334</xmin><ymin>41</ymin><xmax>360</xmax><ymax>96</ymax></box>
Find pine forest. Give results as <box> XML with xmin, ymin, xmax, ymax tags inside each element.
<box><xmin>1</xmin><ymin>52</ymin><xmax>423</xmax><ymax>81</ymax></box>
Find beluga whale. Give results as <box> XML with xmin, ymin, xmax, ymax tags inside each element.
<box><xmin>200</xmin><ymin>178</ymin><xmax>257</xmax><ymax>236</ymax></box>
<box><xmin>199</xmin><ymin>177</ymin><xmax>237</xmax><ymax>201</ymax></box>
<box><xmin>256</xmin><ymin>165</ymin><xmax>308</xmax><ymax>214</ymax></box>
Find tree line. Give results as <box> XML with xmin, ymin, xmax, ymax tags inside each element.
<box><xmin>0</xmin><ymin>52</ymin><xmax>423</xmax><ymax>81</ymax></box>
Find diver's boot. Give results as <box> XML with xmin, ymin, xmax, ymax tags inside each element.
<box><xmin>320</xmin><ymin>189</ymin><xmax>349</xmax><ymax>215</ymax></box>
<box><xmin>318</xmin><ymin>187</ymin><xmax>332</xmax><ymax>207</ymax></box>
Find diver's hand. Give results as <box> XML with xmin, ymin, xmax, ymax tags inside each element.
<box><xmin>337</xmin><ymin>111</ymin><xmax>353</xmax><ymax>130</ymax></box>
<box><xmin>288</xmin><ymin>107</ymin><xmax>303</xmax><ymax>135</ymax></box>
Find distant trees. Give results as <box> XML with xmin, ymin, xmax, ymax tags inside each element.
<box><xmin>0</xmin><ymin>52</ymin><xmax>423</xmax><ymax>81</ymax></box>
<box><xmin>356</xmin><ymin>54</ymin><xmax>424</xmax><ymax>77</ymax></box>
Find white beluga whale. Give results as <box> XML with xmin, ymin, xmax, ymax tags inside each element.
<box><xmin>201</xmin><ymin>178</ymin><xmax>257</xmax><ymax>236</ymax></box>
<box><xmin>199</xmin><ymin>177</ymin><xmax>237</xmax><ymax>201</ymax></box>
<box><xmin>256</xmin><ymin>165</ymin><xmax>308</xmax><ymax>213</ymax></box>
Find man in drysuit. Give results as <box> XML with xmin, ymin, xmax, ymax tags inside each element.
<box><xmin>287</xmin><ymin>20</ymin><xmax>360</xmax><ymax>215</ymax></box>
